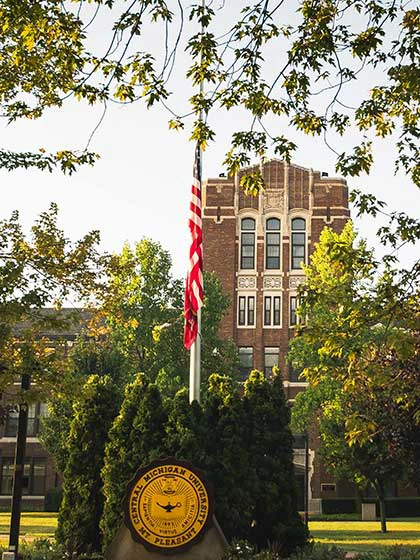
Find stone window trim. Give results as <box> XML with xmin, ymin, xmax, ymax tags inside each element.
<box><xmin>263</xmin><ymin>275</ymin><xmax>283</xmax><ymax>290</ymax></box>
<box><xmin>265</xmin><ymin>216</ymin><xmax>281</xmax><ymax>271</ymax></box>
<box><xmin>290</xmin><ymin>217</ymin><xmax>307</xmax><ymax>270</ymax></box>
<box><xmin>263</xmin><ymin>293</ymin><xmax>282</xmax><ymax>328</ymax></box>
<box><xmin>239</xmin><ymin>215</ymin><xmax>257</xmax><ymax>271</ymax></box>
<box><xmin>321</xmin><ymin>483</ymin><xmax>337</xmax><ymax>493</ymax></box>
<box><xmin>237</xmin><ymin>293</ymin><xmax>256</xmax><ymax>328</ymax></box>
<box><xmin>289</xmin><ymin>293</ymin><xmax>301</xmax><ymax>327</ymax></box>
<box><xmin>238</xmin><ymin>346</ymin><xmax>253</xmax><ymax>381</ymax></box>
<box><xmin>264</xmin><ymin>346</ymin><xmax>280</xmax><ymax>376</ymax></box>
<box><xmin>237</xmin><ymin>275</ymin><xmax>257</xmax><ymax>290</ymax></box>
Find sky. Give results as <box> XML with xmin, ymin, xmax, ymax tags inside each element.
<box><xmin>1</xmin><ymin>1</ymin><xmax>419</xmax><ymax>281</ymax></box>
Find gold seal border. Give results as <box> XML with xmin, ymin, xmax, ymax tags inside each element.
<box><xmin>130</xmin><ymin>469</ymin><xmax>208</xmax><ymax>542</ymax></box>
<box><xmin>123</xmin><ymin>458</ymin><xmax>214</xmax><ymax>554</ymax></box>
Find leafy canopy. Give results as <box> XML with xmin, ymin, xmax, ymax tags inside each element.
<box><xmin>289</xmin><ymin>221</ymin><xmax>419</xmax><ymax>530</ymax></box>
<box><xmin>0</xmin><ymin>0</ymin><xmax>419</xmax><ymax>189</ymax></box>
<box><xmin>0</xmin><ymin>203</ymin><xmax>102</xmax><ymax>399</ymax></box>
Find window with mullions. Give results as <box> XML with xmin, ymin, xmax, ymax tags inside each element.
<box><xmin>290</xmin><ymin>295</ymin><xmax>300</xmax><ymax>326</ymax></box>
<box><xmin>238</xmin><ymin>347</ymin><xmax>253</xmax><ymax>380</ymax></box>
<box><xmin>291</xmin><ymin>218</ymin><xmax>306</xmax><ymax>269</ymax></box>
<box><xmin>240</xmin><ymin>218</ymin><xmax>256</xmax><ymax>269</ymax></box>
<box><xmin>264</xmin><ymin>347</ymin><xmax>279</xmax><ymax>376</ymax></box>
<box><xmin>238</xmin><ymin>295</ymin><xmax>255</xmax><ymax>327</ymax></box>
<box><xmin>264</xmin><ymin>296</ymin><xmax>281</xmax><ymax>326</ymax></box>
<box><xmin>5</xmin><ymin>403</ymin><xmax>47</xmax><ymax>438</ymax></box>
<box><xmin>265</xmin><ymin>218</ymin><xmax>281</xmax><ymax>269</ymax></box>
<box><xmin>0</xmin><ymin>457</ymin><xmax>46</xmax><ymax>495</ymax></box>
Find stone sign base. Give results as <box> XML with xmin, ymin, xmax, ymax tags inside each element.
<box><xmin>105</xmin><ymin>517</ymin><xmax>228</xmax><ymax>560</ymax></box>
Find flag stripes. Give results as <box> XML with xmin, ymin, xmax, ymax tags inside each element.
<box><xmin>184</xmin><ymin>150</ymin><xmax>203</xmax><ymax>350</ymax></box>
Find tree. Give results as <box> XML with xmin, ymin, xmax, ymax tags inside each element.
<box><xmin>40</xmin><ymin>336</ymin><xmax>131</xmax><ymax>473</ymax></box>
<box><xmin>1</xmin><ymin>1</ymin><xmax>419</xmax><ymax>190</ymax></box>
<box><xmin>99</xmin><ymin>240</ymin><xmax>238</xmax><ymax>393</ymax></box>
<box><xmin>291</xmin><ymin>379</ymin><xmax>408</xmax><ymax>532</ymax></box>
<box><xmin>56</xmin><ymin>374</ymin><xmax>120</xmax><ymax>555</ymax></box>
<box><xmin>42</xmin><ymin>241</ymin><xmax>238</xmax><ymax>490</ymax></box>
<box><xmin>0</xmin><ymin>203</ymin><xmax>102</xmax><ymax>401</ymax></box>
<box><xmin>100</xmin><ymin>374</ymin><xmax>167</xmax><ymax>550</ymax></box>
<box><xmin>289</xmin><ymin>221</ymin><xmax>419</xmax><ymax>531</ymax></box>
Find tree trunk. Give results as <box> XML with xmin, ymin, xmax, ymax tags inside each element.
<box><xmin>374</xmin><ymin>479</ymin><xmax>387</xmax><ymax>533</ymax></box>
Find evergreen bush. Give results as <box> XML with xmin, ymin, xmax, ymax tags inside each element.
<box><xmin>56</xmin><ymin>375</ymin><xmax>119</xmax><ymax>555</ymax></box>
<box><xmin>100</xmin><ymin>374</ymin><xmax>167</xmax><ymax>549</ymax></box>
<box><xmin>164</xmin><ymin>371</ymin><xmax>308</xmax><ymax>553</ymax></box>
<box><xmin>99</xmin><ymin>370</ymin><xmax>307</xmax><ymax>554</ymax></box>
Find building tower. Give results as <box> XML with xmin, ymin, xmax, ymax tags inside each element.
<box><xmin>202</xmin><ymin>159</ymin><xmax>350</xmax><ymax>512</ymax></box>
<box><xmin>203</xmin><ymin>159</ymin><xmax>350</xmax><ymax>398</ymax></box>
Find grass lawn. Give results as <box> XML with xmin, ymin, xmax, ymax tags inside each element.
<box><xmin>309</xmin><ymin>518</ymin><xmax>420</xmax><ymax>553</ymax></box>
<box><xmin>0</xmin><ymin>513</ymin><xmax>57</xmax><ymax>544</ymax></box>
<box><xmin>0</xmin><ymin>514</ymin><xmax>419</xmax><ymax>553</ymax></box>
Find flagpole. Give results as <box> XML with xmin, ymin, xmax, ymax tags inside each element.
<box><xmin>189</xmin><ymin>0</ymin><xmax>205</xmax><ymax>404</ymax></box>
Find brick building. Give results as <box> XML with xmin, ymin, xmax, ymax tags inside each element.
<box><xmin>0</xmin><ymin>311</ymin><xmax>88</xmax><ymax>510</ymax></box>
<box><xmin>202</xmin><ymin>159</ymin><xmax>351</xmax><ymax>512</ymax></box>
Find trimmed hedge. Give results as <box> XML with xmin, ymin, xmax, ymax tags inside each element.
<box><xmin>381</xmin><ymin>498</ymin><xmax>420</xmax><ymax>517</ymax></box>
<box><xmin>321</xmin><ymin>498</ymin><xmax>420</xmax><ymax>517</ymax></box>
<box><xmin>321</xmin><ymin>499</ymin><xmax>356</xmax><ymax>514</ymax></box>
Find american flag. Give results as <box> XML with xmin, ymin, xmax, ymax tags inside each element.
<box><xmin>184</xmin><ymin>145</ymin><xmax>203</xmax><ymax>350</ymax></box>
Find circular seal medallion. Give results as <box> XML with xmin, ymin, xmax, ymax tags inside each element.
<box><xmin>123</xmin><ymin>458</ymin><xmax>214</xmax><ymax>553</ymax></box>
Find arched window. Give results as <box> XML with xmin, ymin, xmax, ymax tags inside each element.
<box><xmin>240</xmin><ymin>218</ymin><xmax>256</xmax><ymax>269</ymax></box>
<box><xmin>291</xmin><ymin>218</ymin><xmax>306</xmax><ymax>269</ymax></box>
<box><xmin>265</xmin><ymin>218</ymin><xmax>281</xmax><ymax>270</ymax></box>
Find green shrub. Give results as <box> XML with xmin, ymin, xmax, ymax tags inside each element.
<box><xmin>44</xmin><ymin>487</ymin><xmax>63</xmax><ymax>513</ymax></box>
<box><xmin>100</xmin><ymin>371</ymin><xmax>307</xmax><ymax>555</ymax></box>
<box><xmin>224</xmin><ymin>540</ymin><xmax>257</xmax><ymax>560</ymax></box>
<box><xmin>13</xmin><ymin>538</ymin><xmax>105</xmax><ymax>560</ymax></box>
<box><xmin>355</xmin><ymin>546</ymin><xmax>420</xmax><ymax>560</ymax></box>
<box><xmin>57</xmin><ymin>375</ymin><xmax>120</xmax><ymax>556</ymax></box>
<box><xmin>382</xmin><ymin>498</ymin><xmax>420</xmax><ymax>517</ymax></box>
<box><xmin>321</xmin><ymin>498</ymin><xmax>357</xmax><ymax>514</ymax></box>
<box><xmin>322</xmin><ymin>497</ymin><xmax>420</xmax><ymax>517</ymax></box>
<box><xmin>288</xmin><ymin>544</ymin><xmax>347</xmax><ymax>560</ymax></box>
<box><xmin>18</xmin><ymin>538</ymin><xmax>64</xmax><ymax>560</ymax></box>
<box><xmin>100</xmin><ymin>374</ymin><xmax>167</xmax><ymax>550</ymax></box>
<box><xmin>165</xmin><ymin>372</ymin><xmax>308</xmax><ymax>555</ymax></box>
<box><xmin>224</xmin><ymin>542</ymin><xmax>348</xmax><ymax>560</ymax></box>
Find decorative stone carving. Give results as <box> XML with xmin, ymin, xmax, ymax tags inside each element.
<box><xmin>263</xmin><ymin>276</ymin><xmax>282</xmax><ymax>290</ymax></box>
<box><xmin>289</xmin><ymin>276</ymin><xmax>305</xmax><ymax>289</ymax></box>
<box><xmin>263</xmin><ymin>190</ymin><xmax>284</xmax><ymax>212</ymax></box>
<box><xmin>238</xmin><ymin>276</ymin><xmax>257</xmax><ymax>290</ymax></box>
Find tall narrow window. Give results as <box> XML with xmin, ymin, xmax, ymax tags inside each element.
<box><xmin>32</xmin><ymin>459</ymin><xmax>46</xmax><ymax>495</ymax></box>
<box><xmin>264</xmin><ymin>297</ymin><xmax>271</xmax><ymax>326</ymax></box>
<box><xmin>265</xmin><ymin>218</ymin><xmax>281</xmax><ymax>269</ymax></box>
<box><xmin>273</xmin><ymin>296</ymin><xmax>281</xmax><ymax>326</ymax></box>
<box><xmin>264</xmin><ymin>295</ymin><xmax>281</xmax><ymax>326</ymax></box>
<box><xmin>239</xmin><ymin>347</ymin><xmax>253</xmax><ymax>380</ymax></box>
<box><xmin>1</xmin><ymin>459</ymin><xmax>14</xmax><ymax>495</ymax></box>
<box><xmin>291</xmin><ymin>218</ymin><xmax>306</xmax><ymax>270</ymax></box>
<box><xmin>240</xmin><ymin>218</ymin><xmax>256</xmax><ymax>269</ymax></box>
<box><xmin>290</xmin><ymin>296</ymin><xmax>299</xmax><ymax>326</ymax></box>
<box><xmin>238</xmin><ymin>296</ymin><xmax>246</xmax><ymax>326</ymax></box>
<box><xmin>264</xmin><ymin>347</ymin><xmax>279</xmax><ymax>376</ymax></box>
<box><xmin>247</xmin><ymin>296</ymin><xmax>255</xmax><ymax>326</ymax></box>
<box><xmin>238</xmin><ymin>295</ymin><xmax>255</xmax><ymax>327</ymax></box>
